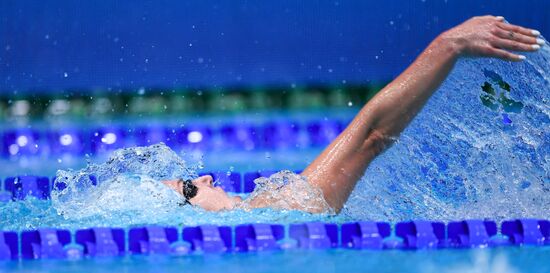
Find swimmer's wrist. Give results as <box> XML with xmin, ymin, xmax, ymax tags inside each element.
<box><xmin>432</xmin><ymin>32</ymin><xmax>463</xmax><ymax>59</ymax></box>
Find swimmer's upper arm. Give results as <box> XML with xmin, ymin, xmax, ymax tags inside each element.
<box><xmin>301</xmin><ymin>36</ymin><xmax>463</xmax><ymax>213</ymax></box>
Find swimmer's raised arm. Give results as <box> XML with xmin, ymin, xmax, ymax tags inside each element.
<box><xmin>163</xmin><ymin>16</ymin><xmax>541</xmax><ymax>214</ymax></box>
<box><xmin>301</xmin><ymin>16</ymin><xmax>542</xmax><ymax>212</ymax></box>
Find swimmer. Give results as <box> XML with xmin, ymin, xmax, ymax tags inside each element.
<box><xmin>163</xmin><ymin>16</ymin><xmax>543</xmax><ymax>213</ymax></box>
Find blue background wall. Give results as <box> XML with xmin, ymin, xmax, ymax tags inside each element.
<box><xmin>1</xmin><ymin>0</ymin><xmax>549</xmax><ymax>92</ymax></box>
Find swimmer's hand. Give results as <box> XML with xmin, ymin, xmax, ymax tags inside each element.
<box><xmin>440</xmin><ymin>15</ymin><xmax>543</xmax><ymax>62</ymax></box>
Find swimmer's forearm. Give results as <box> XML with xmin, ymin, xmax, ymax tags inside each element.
<box><xmin>302</xmin><ymin>16</ymin><xmax>539</xmax><ymax>213</ymax></box>
<box><xmin>364</xmin><ymin>35</ymin><xmax>460</xmax><ymax>140</ymax></box>
<box><xmin>301</xmin><ymin>35</ymin><xmax>460</xmax><ymax>212</ymax></box>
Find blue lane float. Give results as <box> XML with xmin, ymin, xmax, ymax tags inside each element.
<box><xmin>395</xmin><ymin>221</ymin><xmax>446</xmax><ymax>249</ymax></box>
<box><xmin>47</xmin><ymin>129</ymin><xmax>86</xmax><ymax>155</ymax></box>
<box><xmin>341</xmin><ymin>221</ymin><xmax>391</xmax><ymax>249</ymax></box>
<box><xmin>1</xmin><ymin>129</ymin><xmax>42</xmax><ymax>157</ymax></box>
<box><xmin>3</xmin><ymin>173</ymin><xmax>265</xmax><ymax>201</ymax></box>
<box><xmin>4</xmin><ymin>176</ymin><xmax>50</xmax><ymax>200</ymax></box>
<box><xmin>167</xmin><ymin>126</ymin><xmax>214</xmax><ymax>150</ymax></box>
<box><xmin>0</xmin><ymin>231</ymin><xmax>18</xmax><ymax>260</ymax></box>
<box><xmin>1</xmin><ymin>219</ymin><xmax>549</xmax><ymax>261</ymax></box>
<box><xmin>447</xmin><ymin>219</ymin><xmax>503</xmax><ymax>248</ymax></box>
<box><xmin>0</xmin><ymin>119</ymin><xmax>348</xmax><ymax>158</ymax></box>
<box><xmin>289</xmin><ymin>222</ymin><xmax>338</xmax><ymax>249</ymax></box>
<box><xmin>133</xmin><ymin>126</ymin><xmax>170</xmax><ymax>147</ymax></box>
<box><xmin>501</xmin><ymin>219</ymin><xmax>549</xmax><ymax>246</ymax></box>
<box><xmin>21</xmin><ymin>228</ymin><xmax>72</xmax><ymax>259</ymax></box>
<box><xmin>182</xmin><ymin>225</ymin><xmax>232</xmax><ymax>253</ymax></box>
<box><xmin>234</xmin><ymin>224</ymin><xmax>284</xmax><ymax>252</ymax></box>
<box><xmin>219</xmin><ymin>124</ymin><xmax>260</xmax><ymax>150</ymax></box>
<box><xmin>75</xmin><ymin>228</ymin><xmax>125</xmax><ymax>257</ymax></box>
<box><xmin>306</xmin><ymin>120</ymin><xmax>343</xmax><ymax>147</ymax></box>
<box><xmin>90</xmin><ymin>127</ymin><xmax>127</xmax><ymax>154</ymax></box>
<box><xmin>128</xmin><ymin>226</ymin><xmax>180</xmax><ymax>255</ymax></box>
<box><xmin>262</xmin><ymin>122</ymin><xmax>301</xmax><ymax>149</ymax></box>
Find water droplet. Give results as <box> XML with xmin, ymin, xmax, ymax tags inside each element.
<box><xmin>63</xmin><ymin>72</ymin><xmax>68</xmax><ymax>78</ymax></box>
<box><xmin>347</xmin><ymin>101</ymin><xmax>353</xmax><ymax>107</ymax></box>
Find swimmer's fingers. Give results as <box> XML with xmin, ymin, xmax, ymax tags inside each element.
<box><xmin>483</xmin><ymin>47</ymin><xmax>524</xmax><ymax>62</ymax></box>
<box><xmin>497</xmin><ymin>22</ymin><xmax>540</xmax><ymax>37</ymax></box>
<box><xmin>493</xmin><ymin>27</ymin><xmax>540</xmax><ymax>46</ymax></box>
<box><xmin>491</xmin><ymin>37</ymin><xmax>540</xmax><ymax>53</ymax></box>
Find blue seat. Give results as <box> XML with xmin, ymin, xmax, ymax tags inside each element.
<box><xmin>4</xmin><ymin>176</ymin><xmax>50</xmax><ymax>200</ymax></box>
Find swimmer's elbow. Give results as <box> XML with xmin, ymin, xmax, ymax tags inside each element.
<box><xmin>362</xmin><ymin>129</ymin><xmax>394</xmax><ymax>157</ymax></box>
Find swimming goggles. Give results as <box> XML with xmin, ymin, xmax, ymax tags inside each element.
<box><xmin>179</xmin><ymin>178</ymin><xmax>198</xmax><ymax>205</ymax></box>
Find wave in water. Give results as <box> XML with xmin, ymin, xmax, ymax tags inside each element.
<box><xmin>344</xmin><ymin>40</ymin><xmax>550</xmax><ymax>222</ymax></box>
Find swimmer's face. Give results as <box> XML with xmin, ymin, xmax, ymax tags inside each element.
<box><xmin>163</xmin><ymin>175</ymin><xmax>242</xmax><ymax>211</ymax></box>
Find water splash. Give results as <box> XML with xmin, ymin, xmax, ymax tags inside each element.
<box><xmin>244</xmin><ymin>170</ymin><xmax>332</xmax><ymax>213</ymax></box>
<box><xmin>344</xmin><ymin>42</ymin><xmax>550</xmax><ymax>222</ymax></box>
<box><xmin>0</xmin><ymin>144</ymin><xmax>341</xmax><ymax>231</ymax></box>
<box><xmin>50</xmin><ymin>143</ymin><xmax>198</xmax><ymax>218</ymax></box>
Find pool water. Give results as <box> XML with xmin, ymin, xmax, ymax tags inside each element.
<box><xmin>0</xmin><ymin>35</ymin><xmax>549</xmax><ymax>273</ymax></box>
<box><xmin>2</xmin><ymin>247</ymin><xmax>550</xmax><ymax>273</ymax></box>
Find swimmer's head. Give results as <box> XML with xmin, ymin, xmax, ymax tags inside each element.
<box><xmin>162</xmin><ymin>175</ymin><xmax>242</xmax><ymax>211</ymax></box>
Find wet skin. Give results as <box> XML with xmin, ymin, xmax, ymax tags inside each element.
<box><xmin>162</xmin><ymin>175</ymin><xmax>242</xmax><ymax>211</ymax></box>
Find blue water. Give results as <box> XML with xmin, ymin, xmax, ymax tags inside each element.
<box><xmin>1</xmin><ymin>39</ymin><xmax>549</xmax><ymax>273</ymax></box>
